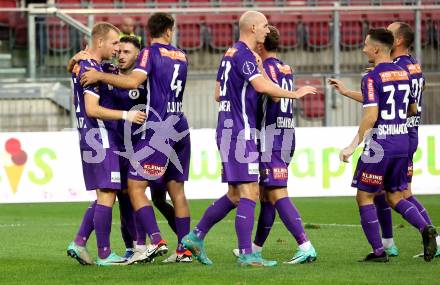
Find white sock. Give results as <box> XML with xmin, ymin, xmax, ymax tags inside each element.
<box><xmin>299</xmin><ymin>241</ymin><xmax>312</xmax><ymax>251</ymax></box>
<box><xmin>135</xmin><ymin>244</ymin><xmax>146</xmax><ymax>252</ymax></box>
<box><xmin>252</xmin><ymin>243</ymin><xmax>263</xmax><ymax>253</ymax></box>
<box><xmin>436</xmin><ymin>235</ymin><xmax>440</xmax><ymax>247</ymax></box>
<box><xmin>382</xmin><ymin>238</ymin><xmax>395</xmax><ymax>249</ymax></box>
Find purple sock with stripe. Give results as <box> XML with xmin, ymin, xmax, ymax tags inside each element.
<box><xmin>359</xmin><ymin>204</ymin><xmax>384</xmax><ymax>255</ymax></box>
<box><xmin>235</xmin><ymin>198</ymin><xmax>256</xmax><ymax>255</ymax></box>
<box><xmin>406</xmin><ymin>196</ymin><xmax>432</xmax><ymax>225</ymax></box>
<box><xmin>275</xmin><ymin>197</ymin><xmax>309</xmax><ymax>245</ymax></box>
<box><xmin>74</xmin><ymin>200</ymin><xmax>96</xmax><ymax>247</ymax></box>
<box><xmin>374</xmin><ymin>194</ymin><xmax>393</xmax><ymax>239</ymax></box>
<box><xmin>253</xmin><ymin>201</ymin><xmax>276</xmax><ymax>247</ymax></box>
<box><xmin>394</xmin><ymin>199</ymin><xmax>428</xmax><ymax>232</ymax></box>
<box><xmin>94</xmin><ymin>204</ymin><xmax>113</xmax><ymax>259</ymax></box>
<box><xmin>176</xmin><ymin>216</ymin><xmax>190</xmax><ymax>252</ymax></box>
<box><xmin>135</xmin><ymin>206</ymin><xmax>162</xmax><ymax>245</ymax></box>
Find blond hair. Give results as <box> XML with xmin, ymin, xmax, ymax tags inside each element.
<box><xmin>91</xmin><ymin>22</ymin><xmax>120</xmax><ymax>39</ymax></box>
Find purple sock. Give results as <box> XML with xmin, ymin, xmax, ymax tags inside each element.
<box><xmin>74</xmin><ymin>200</ymin><xmax>97</xmax><ymax>247</ymax></box>
<box><xmin>194</xmin><ymin>195</ymin><xmax>236</xmax><ymax>240</ymax></box>
<box><xmin>406</xmin><ymin>196</ymin><xmax>432</xmax><ymax>225</ymax></box>
<box><xmin>253</xmin><ymin>201</ymin><xmax>276</xmax><ymax>247</ymax></box>
<box><xmin>374</xmin><ymin>194</ymin><xmax>393</xmax><ymax>239</ymax></box>
<box><xmin>359</xmin><ymin>204</ymin><xmax>384</xmax><ymax>255</ymax></box>
<box><xmin>394</xmin><ymin>199</ymin><xmax>428</xmax><ymax>232</ymax></box>
<box><xmin>94</xmin><ymin>204</ymin><xmax>113</xmax><ymax>259</ymax></box>
<box><xmin>135</xmin><ymin>206</ymin><xmax>162</xmax><ymax>245</ymax></box>
<box><xmin>275</xmin><ymin>197</ymin><xmax>309</xmax><ymax>245</ymax></box>
<box><xmin>235</xmin><ymin>198</ymin><xmax>256</xmax><ymax>255</ymax></box>
<box><xmin>117</xmin><ymin>193</ymin><xmax>136</xmax><ymax>248</ymax></box>
<box><xmin>135</xmin><ymin>215</ymin><xmax>146</xmax><ymax>246</ymax></box>
<box><xmin>176</xmin><ymin>216</ymin><xmax>190</xmax><ymax>252</ymax></box>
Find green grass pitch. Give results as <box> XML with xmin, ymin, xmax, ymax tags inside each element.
<box><xmin>0</xmin><ymin>196</ymin><xmax>439</xmax><ymax>285</ymax></box>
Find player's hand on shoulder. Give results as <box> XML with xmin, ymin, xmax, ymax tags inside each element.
<box><xmin>339</xmin><ymin>146</ymin><xmax>354</xmax><ymax>163</ymax></box>
<box><xmin>127</xmin><ymin>110</ymin><xmax>147</xmax><ymax>124</ymax></box>
<box><xmin>294</xmin><ymin>86</ymin><xmax>317</xmax><ymax>99</ymax></box>
<box><xmin>80</xmin><ymin>67</ymin><xmax>101</xmax><ymax>86</ymax></box>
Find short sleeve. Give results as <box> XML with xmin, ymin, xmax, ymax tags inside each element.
<box><xmin>134</xmin><ymin>47</ymin><xmax>153</xmax><ymax>76</ymax></box>
<box><xmin>235</xmin><ymin>50</ymin><xmax>262</xmax><ymax>82</ymax></box>
<box><xmin>216</xmin><ymin>56</ymin><xmax>225</xmax><ymax>82</ymax></box>
<box><xmin>80</xmin><ymin>60</ymin><xmax>100</xmax><ymax>98</ymax></box>
<box><xmin>361</xmin><ymin>75</ymin><xmax>379</xmax><ymax>107</ymax></box>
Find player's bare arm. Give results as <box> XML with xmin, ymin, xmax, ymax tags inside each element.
<box><xmin>214</xmin><ymin>81</ymin><xmax>221</xmax><ymax>102</ymax></box>
<box><xmin>340</xmin><ymin>106</ymin><xmax>378</xmax><ymax>162</ymax></box>
<box><xmin>81</xmin><ymin>68</ymin><xmax>146</xmax><ymax>89</ymax></box>
<box><xmin>84</xmin><ymin>93</ymin><xmax>146</xmax><ymax>124</ymax></box>
<box><xmin>328</xmin><ymin>78</ymin><xmax>363</xmax><ymax>103</ymax></box>
<box><xmin>251</xmin><ymin>76</ymin><xmax>317</xmax><ymax>100</ymax></box>
<box><xmin>407</xmin><ymin>102</ymin><xmax>418</xmax><ymax>117</ymax></box>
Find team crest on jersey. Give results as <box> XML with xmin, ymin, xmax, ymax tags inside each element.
<box><xmin>129</xmin><ymin>89</ymin><xmax>140</xmax><ymax>99</ymax></box>
<box><xmin>360</xmin><ymin>172</ymin><xmax>383</xmax><ymax>186</ymax></box>
<box><xmin>242</xmin><ymin>61</ymin><xmax>256</xmax><ymax>75</ymax></box>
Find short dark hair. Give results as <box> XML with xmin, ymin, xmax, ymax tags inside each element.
<box><xmin>264</xmin><ymin>25</ymin><xmax>280</xmax><ymax>52</ymax></box>
<box><xmin>395</xmin><ymin>22</ymin><xmax>414</xmax><ymax>48</ymax></box>
<box><xmin>120</xmin><ymin>36</ymin><xmax>141</xmax><ymax>50</ymax></box>
<box><xmin>367</xmin><ymin>28</ymin><xmax>394</xmax><ymax>50</ymax></box>
<box><xmin>147</xmin><ymin>12</ymin><xmax>174</xmax><ymax>38</ymax></box>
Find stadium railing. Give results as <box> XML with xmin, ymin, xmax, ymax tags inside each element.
<box><xmin>0</xmin><ymin>1</ymin><xmax>439</xmax><ymax>130</ymax></box>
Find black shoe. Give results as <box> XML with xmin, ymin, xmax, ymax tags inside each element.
<box><xmin>360</xmin><ymin>252</ymin><xmax>389</xmax><ymax>263</ymax></box>
<box><xmin>422</xmin><ymin>225</ymin><xmax>438</xmax><ymax>262</ymax></box>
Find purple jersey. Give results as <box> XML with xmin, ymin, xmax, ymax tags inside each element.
<box><xmin>259</xmin><ymin>57</ymin><xmax>295</xmax><ymax>152</ymax></box>
<box><xmin>393</xmin><ymin>55</ymin><xmax>425</xmax><ymax>154</ymax></box>
<box><xmin>101</xmin><ymin>63</ymin><xmax>147</xmax><ymax>148</ymax></box>
<box><xmin>216</xmin><ymin>41</ymin><xmax>263</xmax><ymax>141</ymax></box>
<box><xmin>133</xmin><ymin>43</ymin><xmax>188</xmax><ymax>135</ymax></box>
<box><xmin>71</xmin><ymin>59</ymin><xmax>118</xmax><ymax>150</ymax></box>
<box><xmin>361</xmin><ymin>62</ymin><xmax>411</xmax><ymax>158</ymax></box>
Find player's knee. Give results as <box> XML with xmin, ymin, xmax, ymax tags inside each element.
<box><xmin>385</xmin><ymin>192</ymin><xmax>403</xmax><ymax>208</ymax></box>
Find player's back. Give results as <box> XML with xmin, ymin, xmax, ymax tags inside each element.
<box><xmin>259</xmin><ymin>57</ymin><xmax>295</xmax><ymax>152</ymax></box>
<box><xmin>363</xmin><ymin>62</ymin><xmax>411</xmax><ymax>157</ymax></box>
<box><xmin>216</xmin><ymin>41</ymin><xmax>262</xmax><ymax>142</ymax></box>
<box><xmin>134</xmin><ymin>43</ymin><xmax>188</xmax><ymax>127</ymax></box>
<box><xmin>393</xmin><ymin>55</ymin><xmax>424</xmax><ymax>152</ymax></box>
<box><xmin>71</xmin><ymin>59</ymin><xmax>118</xmax><ymax>150</ymax></box>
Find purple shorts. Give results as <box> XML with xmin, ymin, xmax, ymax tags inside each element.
<box><xmin>217</xmin><ymin>139</ymin><xmax>259</xmax><ymax>183</ymax></box>
<box><xmin>80</xmin><ymin>148</ymin><xmax>124</xmax><ymax>191</ymax></box>
<box><xmin>352</xmin><ymin>155</ymin><xmax>408</xmax><ymax>193</ymax></box>
<box><xmin>259</xmin><ymin>150</ymin><xmax>294</xmax><ymax>188</ymax></box>
<box><xmin>128</xmin><ymin>132</ymin><xmax>190</xmax><ymax>184</ymax></box>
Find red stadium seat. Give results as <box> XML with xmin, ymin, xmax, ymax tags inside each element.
<box><xmin>296</xmin><ymin>77</ymin><xmax>325</xmax><ymax>120</ymax></box>
<box><xmin>186</xmin><ymin>0</ymin><xmax>212</xmax><ymax>7</ymax></box>
<box><xmin>177</xmin><ymin>14</ymin><xmax>204</xmax><ymax>50</ymax></box>
<box><xmin>396</xmin><ymin>13</ymin><xmax>430</xmax><ymax>47</ymax></box>
<box><xmin>122</xmin><ymin>0</ymin><xmax>148</xmax><ymax>7</ymax></box>
<box><xmin>302</xmin><ymin>14</ymin><xmax>332</xmax><ymax>49</ymax></box>
<box><xmin>431</xmin><ymin>12</ymin><xmax>440</xmax><ymax>47</ymax></box>
<box><xmin>54</xmin><ymin>0</ymin><xmax>83</xmax><ymax>7</ymax></box>
<box><xmin>267</xmin><ymin>14</ymin><xmax>301</xmax><ymax>48</ymax></box>
<box><xmin>253</xmin><ymin>0</ymin><xmax>277</xmax><ymax>6</ymax></box>
<box><xmin>218</xmin><ymin>0</ymin><xmax>244</xmax><ymax>7</ymax></box>
<box><xmin>206</xmin><ymin>14</ymin><xmax>237</xmax><ymax>50</ymax></box>
<box><xmin>340</xmin><ymin>13</ymin><xmax>365</xmax><ymax>48</ymax></box>
<box><xmin>89</xmin><ymin>0</ymin><xmax>116</xmax><ymax>7</ymax></box>
<box><xmin>0</xmin><ymin>0</ymin><xmax>17</xmax><ymax>27</ymax></box>
<box><xmin>365</xmin><ymin>13</ymin><xmax>397</xmax><ymax>29</ymax></box>
<box><xmin>46</xmin><ymin>18</ymin><xmax>72</xmax><ymax>51</ymax></box>
<box><xmin>156</xmin><ymin>0</ymin><xmax>181</xmax><ymax>7</ymax></box>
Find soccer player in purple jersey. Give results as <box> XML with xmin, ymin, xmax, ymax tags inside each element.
<box><xmin>338</xmin><ymin>28</ymin><xmax>437</xmax><ymax>262</ymax></box>
<box><xmin>329</xmin><ymin>22</ymin><xmax>440</xmax><ymax>258</ymax></box>
<box><xmin>81</xmin><ymin>13</ymin><xmax>192</xmax><ymax>264</ymax></box>
<box><xmin>68</xmin><ymin>36</ymin><xmax>185</xmax><ymax>262</ymax></box>
<box><xmin>67</xmin><ymin>23</ymin><xmax>146</xmax><ymax>266</ymax></box>
<box><xmin>182</xmin><ymin>11</ymin><xmax>317</xmax><ymax>267</ymax></box>
<box><xmin>231</xmin><ymin>26</ymin><xmax>317</xmax><ymax>264</ymax></box>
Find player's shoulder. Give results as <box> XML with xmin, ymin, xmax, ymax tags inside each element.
<box><xmin>370</xmin><ymin>63</ymin><xmax>409</xmax><ymax>84</ymax></box>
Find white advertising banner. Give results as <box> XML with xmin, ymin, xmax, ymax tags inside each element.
<box><xmin>0</xmin><ymin>126</ymin><xmax>439</xmax><ymax>203</ymax></box>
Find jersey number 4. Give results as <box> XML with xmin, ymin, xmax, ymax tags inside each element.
<box><xmin>170</xmin><ymin>64</ymin><xmax>183</xmax><ymax>98</ymax></box>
